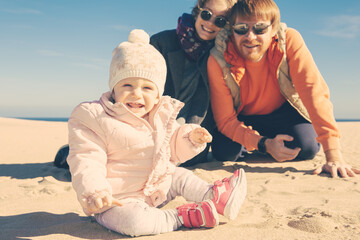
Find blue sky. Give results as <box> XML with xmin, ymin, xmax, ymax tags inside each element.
<box><xmin>0</xmin><ymin>0</ymin><xmax>359</xmax><ymax>119</ymax></box>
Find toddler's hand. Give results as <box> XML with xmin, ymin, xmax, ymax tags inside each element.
<box><xmin>86</xmin><ymin>191</ymin><xmax>122</xmax><ymax>214</ymax></box>
<box><xmin>86</xmin><ymin>192</ymin><xmax>112</xmax><ymax>214</ymax></box>
<box><xmin>189</xmin><ymin>127</ymin><xmax>212</xmax><ymax>144</ymax></box>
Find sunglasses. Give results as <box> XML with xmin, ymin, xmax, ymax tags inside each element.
<box><xmin>199</xmin><ymin>8</ymin><xmax>228</xmax><ymax>28</ymax></box>
<box><xmin>232</xmin><ymin>23</ymin><xmax>271</xmax><ymax>35</ymax></box>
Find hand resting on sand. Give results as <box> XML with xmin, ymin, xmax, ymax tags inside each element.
<box><xmin>313</xmin><ymin>149</ymin><xmax>360</xmax><ymax>178</ymax></box>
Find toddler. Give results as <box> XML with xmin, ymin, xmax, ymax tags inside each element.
<box><xmin>67</xmin><ymin>29</ymin><xmax>247</xmax><ymax>237</ymax></box>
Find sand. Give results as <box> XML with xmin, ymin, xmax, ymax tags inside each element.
<box><xmin>1</xmin><ymin>117</ymin><xmax>359</xmax><ymax>240</ymax></box>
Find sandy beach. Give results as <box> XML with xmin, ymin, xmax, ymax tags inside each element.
<box><xmin>1</xmin><ymin>116</ymin><xmax>359</xmax><ymax>240</ymax></box>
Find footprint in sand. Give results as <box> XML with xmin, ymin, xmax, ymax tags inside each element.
<box><xmin>288</xmin><ymin>207</ymin><xmax>337</xmax><ymax>233</ymax></box>
<box><xmin>19</xmin><ymin>176</ymin><xmax>72</xmax><ymax>196</ymax></box>
<box><xmin>288</xmin><ymin>215</ymin><xmax>337</xmax><ymax>233</ymax></box>
<box><xmin>240</xmin><ymin>201</ymin><xmax>283</xmax><ymax>229</ymax></box>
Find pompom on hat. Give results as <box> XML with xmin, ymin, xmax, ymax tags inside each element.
<box><xmin>109</xmin><ymin>29</ymin><xmax>167</xmax><ymax>96</ymax></box>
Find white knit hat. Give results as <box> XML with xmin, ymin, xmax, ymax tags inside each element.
<box><xmin>109</xmin><ymin>29</ymin><xmax>167</xmax><ymax>96</ymax></box>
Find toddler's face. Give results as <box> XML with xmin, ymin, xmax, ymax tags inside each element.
<box><xmin>112</xmin><ymin>77</ymin><xmax>159</xmax><ymax>118</ymax></box>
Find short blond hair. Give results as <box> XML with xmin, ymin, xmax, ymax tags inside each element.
<box><xmin>229</xmin><ymin>0</ymin><xmax>280</xmax><ymax>31</ymax></box>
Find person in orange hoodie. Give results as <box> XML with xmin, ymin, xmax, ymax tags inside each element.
<box><xmin>207</xmin><ymin>0</ymin><xmax>359</xmax><ymax>178</ymax></box>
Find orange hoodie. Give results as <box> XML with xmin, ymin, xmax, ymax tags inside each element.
<box><xmin>208</xmin><ymin>28</ymin><xmax>340</xmax><ymax>152</ymax></box>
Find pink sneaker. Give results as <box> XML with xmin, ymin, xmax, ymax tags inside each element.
<box><xmin>176</xmin><ymin>200</ymin><xmax>219</xmax><ymax>228</ymax></box>
<box><xmin>211</xmin><ymin>169</ymin><xmax>247</xmax><ymax>220</ymax></box>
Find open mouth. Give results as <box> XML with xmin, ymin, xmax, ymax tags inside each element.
<box><xmin>202</xmin><ymin>25</ymin><xmax>215</xmax><ymax>33</ymax></box>
<box><xmin>126</xmin><ymin>102</ymin><xmax>144</xmax><ymax>109</ymax></box>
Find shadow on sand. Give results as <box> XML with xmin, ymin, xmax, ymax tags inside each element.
<box><xmin>0</xmin><ymin>212</ymin><xmax>129</xmax><ymax>240</ymax></box>
<box><xmin>0</xmin><ymin>162</ymin><xmax>71</xmax><ymax>182</ymax></box>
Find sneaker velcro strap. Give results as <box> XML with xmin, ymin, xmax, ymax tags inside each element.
<box><xmin>177</xmin><ymin>201</ymin><xmax>217</xmax><ymax>228</ymax></box>
<box><xmin>189</xmin><ymin>207</ymin><xmax>202</xmax><ymax>227</ymax></box>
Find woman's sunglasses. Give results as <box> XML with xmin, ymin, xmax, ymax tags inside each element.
<box><xmin>233</xmin><ymin>23</ymin><xmax>271</xmax><ymax>35</ymax></box>
<box><xmin>199</xmin><ymin>8</ymin><xmax>228</xmax><ymax>28</ymax></box>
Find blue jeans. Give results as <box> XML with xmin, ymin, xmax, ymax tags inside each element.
<box><xmin>211</xmin><ymin>101</ymin><xmax>320</xmax><ymax>161</ymax></box>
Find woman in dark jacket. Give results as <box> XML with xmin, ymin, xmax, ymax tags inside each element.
<box><xmin>150</xmin><ymin>0</ymin><xmax>236</xmax><ymax>166</ymax></box>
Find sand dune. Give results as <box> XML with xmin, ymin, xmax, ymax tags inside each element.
<box><xmin>1</xmin><ymin>117</ymin><xmax>359</xmax><ymax>239</ymax></box>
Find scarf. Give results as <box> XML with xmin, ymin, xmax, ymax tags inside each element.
<box><xmin>176</xmin><ymin>13</ymin><xmax>213</xmax><ymax>62</ymax></box>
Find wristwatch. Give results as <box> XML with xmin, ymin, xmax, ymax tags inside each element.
<box><xmin>258</xmin><ymin>137</ymin><xmax>269</xmax><ymax>154</ymax></box>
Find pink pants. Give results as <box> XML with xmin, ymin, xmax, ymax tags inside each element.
<box><xmin>94</xmin><ymin>167</ymin><xmax>212</xmax><ymax>237</ymax></box>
